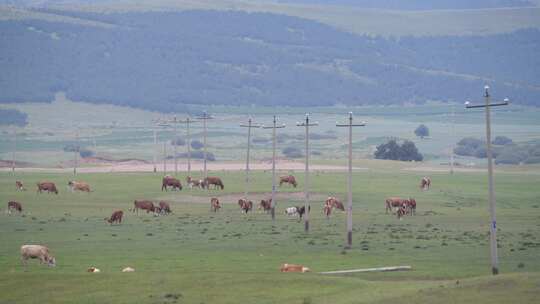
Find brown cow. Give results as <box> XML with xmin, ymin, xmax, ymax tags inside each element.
<box><xmin>132</xmin><ymin>200</ymin><xmax>155</xmax><ymax>215</ymax></box>
<box><xmin>157</xmin><ymin>201</ymin><xmax>172</xmax><ymax>215</ymax></box>
<box><xmin>280</xmin><ymin>263</ymin><xmax>311</xmax><ymax>273</ymax></box>
<box><xmin>385</xmin><ymin>197</ymin><xmax>408</xmax><ymax>214</ymax></box>
<box><xmin>238</xmin><ymin>198</ymin><xmax>253</xmax><ymax>214</ymax></box>
<box><xmin>20</xmin><ymin>245</ymin><xmax>56</xmax><ymax>267</ymax></box>
<box><xmin>279</xmin><ymin>175</ymin><xmax>297</xmax><ymax>187</ymax></box>
<box><xmin>406</xmin><ymin>198</ymin><xmax>417</xmax><ymax>215</ymax></box>
<box><xmin>420</xmin><ymin>177</ymin><xmax>431</xmax><ymax>190</ymax></box>
<box><xmin>162</xmin><ymin>176</ymin><xmax>182</xmax><ymax>191</ymax></box>
<box><xmin>105</xmin><ymin>210</ymin><xmax>123</xmax><ymax>225</ymax></box>
<box><xmin>37</xmin><ymin>181</ymin><xmax>58</xmax><ymax>194</ymax></box>
<box><xmin>8</xmin><ymin>201</ymin><xmax>23</xmax><ymax>214</ymax></box>
<box><xmin>259</xmin><ymin>199</ymin><xmax>272</xmax><ymax>213</ymax></box>
<box><xmin>323</xmin><ymin>204</ymin><xmax>332</xmax><ymax>218</ymax></box>
<box><xmin>203</xmin><ymin>176</ymin><xmax>224</xmax><ymax>190</ymax></box>
<box><xmin>210</xmin><ymin>197</ymin><xmax>221</xmax><ymax>212</ymax></box>
<box><xmin>15</xmin><ymin>181</ymin><xmax>26</xmax><ymax>191</ymax></box>
<box><xmin>68</xmin><ymin>181</ymin><xmax>91</xmax><ymax>192</ymax></box>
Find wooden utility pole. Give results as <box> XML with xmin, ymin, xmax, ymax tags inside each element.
<box><xmin>197</xmin><ymin>111</ymin><xmax>214</xmax><ymax>185</ymax></box>
<box><xmin>178</xmin><ymin>117</ymin><xmax>198</xmax><ymax>179</ymax></box>
<box><xmin>336</xmin><ymin>112</ymin><xmax>366</xmax><ymax>249</ymax></box>
<box><xmin>465</xmin><ymin>85</ymin><xmax>510</xmax><ymax>275</ymax></box>
<box><xmin>296</xmin><ymin>114</ymin><xmax>318</xmax><ymax>232</ymax></box>
<box><xmin>240</xmin><ymin>117</ymin><xmax>261</xmax><ymax>198</ymax></box>
<box><xmin>263</xmin><ymin>116</ymin><xmax>286</xmax><ymax>220</ymax></box>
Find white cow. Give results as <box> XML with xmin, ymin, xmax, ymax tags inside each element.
<box><xmin>285</xmin><ymin>207</ymin><xmax>298</xmax><ymax>217</ymax></box>
<box><xmin>20</xmin><ymin>245</ymin><xmax>56</xmax><ymax>267</ymax></box>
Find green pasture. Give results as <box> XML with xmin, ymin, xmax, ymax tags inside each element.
<box><xmin>1</xmin><ymin>168</ymin><xmax>539</xmax><ymax>303</ymax></box>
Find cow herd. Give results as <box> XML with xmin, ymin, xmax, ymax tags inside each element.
<box><xmin>6</xmin><ymin>174</ymin><xmax>431</xmax><ymax>268</ymax></box>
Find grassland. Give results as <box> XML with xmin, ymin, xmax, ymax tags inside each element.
<box><xmin>1</xmin><ymin>165</ymin><xmax>539</xmax><ymax>303</ymax></box>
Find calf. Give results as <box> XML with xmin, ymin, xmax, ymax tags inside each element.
<box><xmin>20</xmin><ymin>245</ymin><xmax>56</xmax><ymax>267</ymax></box>
<box><xmin>210</xmin><ymin>197</ymin><xmax>221</xmax><ymax>212</ymax></box>
<box><xmin>132</xmin><ymin>200</ymin><xmax>155</xmax><ymax>215</ymax></box>
<box><xmin>157</xmin><ymin>201</ymin><xmax>172</xmax><ymax>215</ymax></box>
<box><xmin>105</xmin><ymin>210</ymin><xmax>123</xmax><ymax>225</ymax></box>
<box><xmin>37</xmin><ymin>181</ymin><xmax>58</xmax><ymax>194</ymax></box>
<box><xmin>15</xmin><ymin>181</ymin><xmax>26</xmax><ymax>191</ymax></box>
<box><xmin>7</xmin><ymin>201</ymin><xmax>23</xmax><ymax>214</ymax></box>
<box><xmin>397</xmin><ymin>205</ymin><xmax>407</xmax><ymax>220</ymax></box>
<box><xmin>296</xmin><ymin>205</ymin><xmax>310</xmax><ymax>220</ymax></box>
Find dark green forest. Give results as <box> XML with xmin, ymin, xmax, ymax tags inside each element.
<box><xmin>1</xmin><ymin>10</ymin><xmax>539</xmax><ymax>112</ymax></box>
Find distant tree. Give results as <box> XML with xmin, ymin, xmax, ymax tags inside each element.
<box><xmin>63</xmin><ymin>144</ymin><xmax>79</xmax><ymax>152</ymax></box>
<box><xmin>492</xmin><ymin>136</ymin><xmax>513</xmax><ymax>145</ymax></box>
<box><xmin>0</xmin><ymin>109</ymin><xmax>28</xmax><ymax>127</ymax></box>
<box><xmin>79</xmin><ymin>149</ymin><xmax>94</xmax><ymax>158</ymax></box>
<box><xmin>282</xmin><ymin>146</ymin><xmax>304</xmax><ymax>158</ymax></box>
<box><xmin>171</xmin><ymin>137</ymin><xmax>185</xmax><ymax>146</ymax></box>
<box><xmin>374</xmin><ymin>139</ymin><xmax>423</xmax><ymax>161</ymax></box>
<box><xmin>414</xmin><ymin>124</ymin><xmax>429</xmax><ymax>139</ymax></box>
<box><xmin>176</xmin><ymin>151</ymin><xmax>215</xmax><ymax>161</ymax></box>
<box><xmin>191</xmin><ymin>140</ymin><xmax>204</xmax><ymax>150</ymax></box>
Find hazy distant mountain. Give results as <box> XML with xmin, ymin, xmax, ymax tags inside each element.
<box><xmin>275</xmin><ymin>0</ymin><xmax>535</xmax><ymax>10</ymax></box>
<box><xmin>0</xmin><ymin>9</ymin><xmax>538</xmax><ymax>111</ymax></box>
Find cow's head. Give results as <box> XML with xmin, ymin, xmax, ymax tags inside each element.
<box><xmin>47</xmin><ymin>256</ymin><xmax>56</xmax><ymax>267</ymax></box>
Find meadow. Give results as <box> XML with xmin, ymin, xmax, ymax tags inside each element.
<box><xmin>1</xmin><ymin>164</ymin><xmax>539</xmax><ymax>303</ymax></box>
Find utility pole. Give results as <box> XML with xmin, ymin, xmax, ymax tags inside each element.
<box><xmin>197</xmin><ymin>111</ymin><xmax>214</xmax><ymax>184</ymax></box>
<box><xmin>172</xmin><ymin>115</ymin><xmax>179</xmax><ymax>176</ymax></box>
<box><xmin>263</xmin><ymin>116</ymin><xmax>286</xmax><ymax>220</ymax></box>
<box><xmin>178</xmin><ymin>117</ymin><xmax>198</xmax><ymax>179</ymax></box>
<box><xmin>465</xmin><ymin>85</ymin><xmax>510</xmax><ymax>275</ymax></box>
<box><xmin>296</xmin><ymin>114</ymin><xmax>318</xmax><ymax>232</ymax></box>
<box><xmin>450</xmin><ymin>104</ymin><xmax>455</xmax><ymax>175</ymax></box>
<box><xmin>73</xmin><ymin>128</ymin><xmax>79</xmax><ymax>175</ymax></box>
<box><xmin>11</xmin><ymin>129</ymin><xmax>16</xmax><ymax>173</ymax></box>
<box><xmin>153</xmin><ymin>128</ymin><xmax>157</xmax><ymax>173</ymax></box>
<box><xmin>336</xmin><ymin>112</ymin><xmax>366</xmax><ymax>249</ymax></box>
<box><xmin>240</xmin><ymin>117</ymin><xmax>261</xmax><ymax>198</ymax></box>
<box><xmin>163</xmin><ymin>141</ymin><xmax>167</xmax><ymax>174</ymax></box>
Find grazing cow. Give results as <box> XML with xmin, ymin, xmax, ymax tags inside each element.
<box><xmin>325</xmin><ymin>197</ymin><xmax>344</xmax><ymax>211</ymax></box>
<box><xmin>186</xmin><ymin>176</ymin><xmax>203</xmax><ymax>189</ymax></box>
<box><xmin>238</xmin><ymin>198</ymin><xmax>253</xmax><ymax>213</ymax></box>
<box><xmin>132</xmin><ymin>200</ymin><xmax>155</xmax><ymax>215</ymax></box>
<box><xmin>37</xmin><ymin>181</ymin><xmax>58</xmax><ymax>194</ymax></box>
<box><xmin>280</xmin><ymin>263</ymin><xmax>311</xmax><ymax>273</ymax></box>
<box><xmin>203</xmin><ymin>176</ymin><xmax>224</xmax><ymax>190</ymax></box>
<box><xmin>385</xmin><ymin>197</ymin><xmax>408</xmax><ymax>214</ymax></box>
<box><xmin>20</xmin><ymin>245</ymin><xmax>56</xmax><ymax>267</ymax></box>
<box><xmin>210</xmin><ymin>197</ymin><xmax>221</xmax><ymax>212</ymax></box>
<box><xmin>68</xmin><ymin>181</ymin><xmax>91</xmax><ymax>192</ymax></box>
<box><xmin>296</xmin><ymin>206</ymin><xmax>310</xmax><ymax>220</ymax></box>
<box><xmin>406</xmin><ymin>198</ymin><xmax>417</xmax><ymax>215</ymax></box>
<box><xmin>420</xmin><ymin>177</ymin><xmax>431</xmax><ymax>190</ymax></box>
<box><xmin>15</xmin><ymin>181</ymin><xmax>26</xmax><ymax>191</ymax></box>
<box><xmin>285</xmin><ymin>207</ymin><xmax>298</xmax><ymax>217</ymax></box>
<box><xmin>87</xmin><ymin>267</ymin><xmax>101</xmax><ymax>273</ymax></box>
<box><xmin>157</xmin><ymin>201</ymin><xmax>172</xmax><ymax>215</ymax></box>
<box><xmin>279</xmin><ymin>175</ymin><xmax>297</xmax><ymax>187</ymax></box>
<box><xmin>259</xmin><ymin>199</ymin><xmax>272</xmax><ymax>213</ymax></box>
<box><xmin>105</xmin><ymin>210</ymin><xmax>123</xmax><ymax>225</ymax></box>
<box><xmin>162</xmin><ymin>175</ymin><xmax>182</xmax><ymax>191</ymax></box>
<box><xmin>8</xmin><ymin>201</ymin><xmax>23</xmax><ymax>214</ymax></box>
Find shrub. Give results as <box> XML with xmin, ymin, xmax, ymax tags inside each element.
<box><xmin>191</xmin><ymin>140</ymin><xmax>204</xmax><ymax>150</ymax></box>
<box><xmin>374</xmin><ymin>139</ymin><xmax>423</xmax><ymax>162</ymax></box>
<box><xmin>79</xmin><ymin>149</ymin><xmax>94</xmax><ymax>158</ymax></box>
<box><xmin>492</xmin><ymin>136</ymin><xmax>513</xmax><ymax>145</ymax></box>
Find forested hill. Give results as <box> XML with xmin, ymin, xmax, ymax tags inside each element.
<box><xmin>276</xmin><ymin>0</ymin><xmax>535</xmax><ymax>10</ymax></box>
<box><xmin>1</xmin><ymin>9</ymin><xmax>539</xmax><ymax>112</ymax></box>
